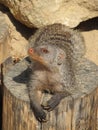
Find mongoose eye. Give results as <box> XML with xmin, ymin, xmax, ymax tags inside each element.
<box><xmin>41</xmin><ymin>48</ymin><xmax>49</xmax><ymax>53</ymax></box>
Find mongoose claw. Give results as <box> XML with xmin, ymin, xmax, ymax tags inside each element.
<box><xmin>42</xmin><ymin>98</ymin><xmax>60</xmax><ymax>112</ymax></box>
<box><xmin>38</xmin><ymin>116</ymin><xmax>47</xmax><ymax>122</ymax></box>
<box><xmin>42</xmin><ymin>105</ymin><xmax>53</xmax><ymax>112</ymax></box>
<box><xmin>37</xmin><ymin>113</ymin><xmax>47</xmax><ymax>122</ymax></box>
<box><xmin>33</xmin><ymin>108</ymin><xmax>47</xmax><ymax>122</ymax></box>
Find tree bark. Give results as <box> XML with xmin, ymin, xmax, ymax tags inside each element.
<box><xmin>2</xmin><ymin>57</ymin><xmax>98</xmax><ymax>130</ymax></box>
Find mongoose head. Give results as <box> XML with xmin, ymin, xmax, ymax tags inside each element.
<box><xmin>28</xmin><ymin>44</ymin><xmax>66</xmax><ymax>69</ymax></box>
<box><xmin>29</xmin><ymin>23</ymin><xmax>85</xmax><ymax>64</ymax></box>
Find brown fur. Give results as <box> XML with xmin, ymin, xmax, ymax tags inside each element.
<box><xmin>27</xmin><ymin>23</ymin><xmax>85</xmax><ymax>122</ymax></box>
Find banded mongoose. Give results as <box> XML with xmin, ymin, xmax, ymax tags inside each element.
<box><xmin>27</xmin><ymin>23</ymin><xmax>85</xmax><ymax>122</ymax></box>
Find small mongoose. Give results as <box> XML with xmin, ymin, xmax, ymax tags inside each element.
<box><xmin>27</xmin><ymin>23</ymin><xmax>85</xmax><ymax>122</ymax></box>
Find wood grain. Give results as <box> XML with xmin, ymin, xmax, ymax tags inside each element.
<box><xmin>2</xmin><ymin>57</ymin><xmax>98</xmax><ymax>130</ymax></box>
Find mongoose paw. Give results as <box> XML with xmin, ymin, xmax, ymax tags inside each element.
<box><xmin>34</xmin><ymin>109</ymin><xmax>47</xmax><ymax>122</ymax></box>
<box><xmin>42</xmin><ymin>98</ymin><xmax>60</xmax><ymax>111</ymax></box>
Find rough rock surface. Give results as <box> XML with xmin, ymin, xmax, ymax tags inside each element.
<box><xmin>83</xmin><ymin>30</ymin><xmax>98</xmax><ymax>65</ymax></box>
<box><xmin>0</xmin><ymin>0</ymin><xmax>98</xmax><ymax>28</ymax></box>
<box><xmin>0</xmin><ymin>5</ymin><xmax>28</xmax><ymax>63</ymax></box>
<box><xmin>79</xmin><ymin>18</ymin><xmax>98</xmax><ymax>65</ymax></box>
<box><xmin>0</xmin><ymin>11</ymin><xmax>10</xmax><ymax>63</ymax></box>
<box><xmin>4</xmin><ymin>13</ymin><xmax>28</xmax><ymax>60</ymax></box>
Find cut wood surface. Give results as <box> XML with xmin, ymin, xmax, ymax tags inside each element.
<box><xmin>3</xmin><ymin>57</ymin><xmax>98</xmax><ymax>130</ymax></box>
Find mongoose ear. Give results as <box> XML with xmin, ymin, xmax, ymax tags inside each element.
<box><xmin>57</xmin><ymin>53</ymin><xmax>65</xmax><ymax>65</ymax></box>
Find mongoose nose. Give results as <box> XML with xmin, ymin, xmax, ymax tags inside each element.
<box><xmin>28</xmin><ymin>48</ymin><xmax>34</xmax><ymax>54</ymax></box>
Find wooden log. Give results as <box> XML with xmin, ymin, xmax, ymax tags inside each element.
<box><xmin>3</xmin><ymin>57</ymin><xmax>98</xmax><ymax>130</ymax></box>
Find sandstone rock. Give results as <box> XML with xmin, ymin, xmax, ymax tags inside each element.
<box><xmin>7</xmin><ymin>19</ymin><xmax>28</xmax><ymax>60</ymax></box>
<box><xmin>82</xmin><ymin>30</ymin><xmax>98</xmax><ymax>65</ymax></box>
<box><xmin>0</xmin><ymin>11</ymin><xmax>10</xmax><ymax>63</ymax></box>
<box><xmin>0</xmin><ymin>0</ymin><xmax>98</xmax><ymax>28</ymax></box>
<box><xmin>0</xmin><ymin>5</ymin><xmax>28</xmax><ymax>62</ymax></box>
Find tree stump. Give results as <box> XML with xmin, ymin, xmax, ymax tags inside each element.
<box><xmin>3</xmin><ymin>57</ymin><xmax>98</xmax><ymax>130</ymax></box>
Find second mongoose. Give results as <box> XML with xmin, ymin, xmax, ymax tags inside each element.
<box><xmin>27</xmin><ymin>23</ymin><xmax>85</xmax><ymax>122</ymax></box>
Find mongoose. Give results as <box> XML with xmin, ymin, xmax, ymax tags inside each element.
<box><xmin>27</xmin><ymin>23</ymin><xmax>85</xmax><ymax>122</ymax></box>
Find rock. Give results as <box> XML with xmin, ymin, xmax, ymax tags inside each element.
<box><xmin>82</xmin><ymin>30</ymin><xmax>98</xmax><ymax>65</ymax></box>
<box><xmin>0</xmin><ymin>0</ymin><xmax>98</xmax><ymax>28</ymax></box>
<box><xmin>0</xmin><ymin>11</ymin><xmax>10</xmax><ymax>63</ymax></box>
<box><xmin>8</xmin><ymin>23</ymin><xmax>28</xmax><ymax>60</ymax></box>
<box><xmin>0</xmin><ymin>4</ymin><xmax>28</xmax><ymax>62</ymax></box>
